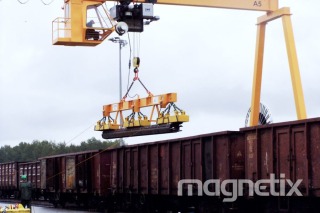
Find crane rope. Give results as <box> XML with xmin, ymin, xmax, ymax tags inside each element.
<box><xmin>126</xmin><ymin>33</ymin><xmax>138</xmax><ymax>99</ymax></box>
<box><xmin>121</xmin><ymin>26</ymin><xmax>155</xmax><ymax>115</ymax></box>
<box><xmin>133</xmin><ymin>32</ymin><xmax>141</xmax><ymax>58</ymax></box>
<box><xmin>125</xmin><ymin>32</ymin><xmax>144</xmax><ymax>99</ymax></box>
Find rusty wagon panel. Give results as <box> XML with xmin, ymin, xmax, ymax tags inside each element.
<box><xmin>109</xmin><ymin>131</ymin><xmax>245</xmax><ymax>196</ymax></box>
<box><xmin>18</xmin><ymin>161</ymin><xmax>41</xmax><ymax>190</ymax></box>
<box><xmin>39</xmin><ymin>150</ymin><xmax>100</xmax><ymax>193</ymax></box>
<box><xmin>242</xmin><ymin>117</ymin><xmax>320</xmax><ymax>197</ymax></box>
<box><xmin>92</xmin><ymin>149</ymin><xmax>111</xmax><ymax>196</ymax></box>
<box><xmin>0</xmin><ymin>162</ymin><xmax>18</xmax><ymax>190</ymax></box>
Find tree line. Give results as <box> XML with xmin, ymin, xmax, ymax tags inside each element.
<box><xmin>0</xmin><ymin>137</ymin><xmax>124</xmax><ymax>163</ymax></box>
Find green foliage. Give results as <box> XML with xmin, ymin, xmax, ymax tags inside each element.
<box><xmin>0</xmin><ymin>138</ymin><xmax>123</xmax><ymax>163</ymax></box>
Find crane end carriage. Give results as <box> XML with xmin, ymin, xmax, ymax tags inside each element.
<box><xmin>95</xmin><ymin>93</ymin><xmax>189</xmax><ymax>139</ymax></box>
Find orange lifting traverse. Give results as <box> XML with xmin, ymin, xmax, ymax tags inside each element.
<box><xmin>95</xmin><ymin>93</ymin><xmax>189</xmax><ymax>139</ymax></box>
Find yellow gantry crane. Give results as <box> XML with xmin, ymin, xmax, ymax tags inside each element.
<box><xmin>53</xmin><ymin>0</ymin><xmax>307</xmax><ymax>137</ymax></box>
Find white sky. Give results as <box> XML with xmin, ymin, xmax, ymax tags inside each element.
<box><xmin>0</xmin><ymin>0</ymin><xmax>320</xmax><ymax>146</ymax></box>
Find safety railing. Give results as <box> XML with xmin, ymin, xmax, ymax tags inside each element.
<box><xmin>52</xmin><ymin>17</ymin><xmax>72</xmax><ymax>44</ymax></box>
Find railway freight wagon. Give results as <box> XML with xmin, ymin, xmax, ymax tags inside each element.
<box><xmin>0</xmin><ymin>161</ymin><xmax>40</xmax><ymax>200</ymax></box>
<box><xmin>5</xmin><ymin>117</ymin><xmax>320</xmax><ymax>212</ymax></box>
<box><xmin>103</xmin><ymin>131</ymin><xmax>245</xmax><ymax>212</ymax></box>
<box><xmin>18</xmin><ymin>161</ymin><xmax>41</xmax><ymax>200</ymax></box>
<box><xmin>102</xmin><ymin>118</ymin><xmax>320</xmax><ymax>212</ymax></box>
<box><xmin>241</xmin><ymin>117</ymin><xmax>320</xmax><ymax>212</ymax></box>
<box><xmin>39</xmin><ymin>150</ymin><xmax>98</xmax><ymax>207</ymax></box>
<box><xmin>0</xmin><ymin>162</ymin><xmax>19</xmax><ymax>198</ymax></box>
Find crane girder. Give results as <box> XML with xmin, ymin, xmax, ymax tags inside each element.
<box><xmin>115</xmin><ymin>0</ymin><xmax>278</xmax><ymax>12</ymax></box>
<box><xmin>92</xmin><ymin>0</ymin><xmax>278</xmax><ymax>12</ymax></box>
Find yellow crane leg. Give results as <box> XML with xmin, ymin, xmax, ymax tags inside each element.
<box><xmin>250</xmin><ymin>7</ymin><xmax>307</xmax><ymax>126</ymax></box>
<box><xmin>250</xmin><ymin>23</ymin><xmax>266</xmax><ymax>126</ymax></box>
<box><xmin>282</xmin><ymin>14</ymin><xmax>307</xmax><ymax>120</ymax></box>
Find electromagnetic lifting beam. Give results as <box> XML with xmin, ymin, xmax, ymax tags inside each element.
<box><xmin>95</xmin><ymin>93</ymin><xmax>189</xmax><ymax>139</ymax></box>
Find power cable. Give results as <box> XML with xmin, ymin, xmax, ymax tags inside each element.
<box><xmin>46</xmin><ymin>139</ymin><xmax>120</xmax><ymax>182</ymax></box>
<box><xmin>64</xmin><ymin>123</ymin><xmax>95</xmax><ymax>145</ymax></box>
<box><xmin>127</xmin><ymin>33</ymin><xmax>132</xmax><ymax>70</ymax></box>
<box><xmin>17</xmin><ymin>0</ymin><xmax>30</xmax><ymax>4</ymax></box>
<box><xmin>15</xmin><ymin>0</ymin><xmax>55</xmax><ymax>5</ymax></box>
<box><xmin>40</xmin><ymin>0</ymin><xmax>55</xmax><ymax>5</ymax></box>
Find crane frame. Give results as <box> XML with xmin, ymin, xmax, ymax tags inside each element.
<box><xmin>84</xmin><ymin>0</ymin><xmax>278</xmax><ymax>12</ymax></box>
<box><xmin>250</xmin><ymin>7</ymin><xmax>306</xmax><ymax>126</ymax></box>
<box><xmin>55</xmin><ymin>0</ymin><xmax>307</xmax><ymax>127</ymax></box>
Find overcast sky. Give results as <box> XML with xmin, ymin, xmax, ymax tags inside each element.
<box><xmin>1</xmin><ymin>0</ymin><xmax>320</xmax><ymax>146</ymax></box>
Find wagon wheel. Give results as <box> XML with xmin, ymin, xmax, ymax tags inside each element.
<box><xmin>125</xmin><ymin>189</ymin><xmax>132</xmax><ymax>205</ymax></box>
<box><xmin>59</xmin><ymin>199</ymin><xmax>66</xmax><ymax>208</ymax></box>
<box><xmin>139</xmin><ymin>192</ymin><xmax>146</xmax><ymax>205</ymax></box>
<box><xmin>51</xmin><ymin>193</ymin><xmax>60</xmax><ymax>208</ymax></box>
<box><xmin>53</xmin><ymin>192</ymin><xmax>66</xmax><ymax>208</ymax></box>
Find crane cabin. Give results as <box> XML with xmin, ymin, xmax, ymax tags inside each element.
<box><xmin>52</xmin><ymin>0</ymin><xmax>115</xmax><ymax>46</ymax></box>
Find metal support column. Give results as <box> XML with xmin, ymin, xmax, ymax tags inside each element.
<box><xmin>282</xmin><ymin>14</ymin><xmax>307</xmax><ymax>120</ymax></box>
<box><xmin>249</xmin><ymin>7</ymin><xmax>307</xmax><ymax>126</ymax></box>
<box><xmin>250</xmin><ymin>23</ymin><xmax>266</xmax><ymax>126</ymax></box>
